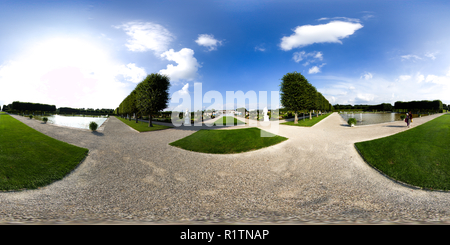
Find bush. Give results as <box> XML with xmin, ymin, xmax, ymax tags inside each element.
<box><xmin>347</xmin><ymin>118</ymin><xmax>357</xmax><ymax>126</ymax></box>
<box><xmin>29</xmin><ymin>115</ymin><xmax>33</xmax><ymax>119</ymax></box>
<box><xmin>43</xmin><ymin>117</ymin><xmax>48</xmax><ymax>123</ymax></box>
<box><xmin>400</xmin><ymin>115</ymin><xmax>406</xmax><ymax>120</ymax></box>
<box><xmin>89</xmin><ymin>121</ymin><xmax>98</xmax><ymax>131</ymax></box>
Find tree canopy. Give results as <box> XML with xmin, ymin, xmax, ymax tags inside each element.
<box><xmin>135</xmin><ymin>73</ymin><xmax>171</xmax><ymax>127</ymax></box>
<box><xmin>394</xmin><ymin>100</ymin><xmax>443</xmax><ymax>113</ymax></box>
<box><xmin>11</xmin><ymin>101</ymin><xmax>56</xmax><ymax>113</ymax></box>
<box><xmin>280</xmin><ymin>72</ymin><xmax>329</xmax><ymax>123</ymax></box>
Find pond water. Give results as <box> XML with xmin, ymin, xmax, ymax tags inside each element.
<box><xmin>46</xmin><ymin>115</ymin><xmax>108</xmax><ymax>130</ymax></box>
<box><xmin>340</xmin><ymin>112</ymin><xmax>426</xmax><ymax>126</ymax></box>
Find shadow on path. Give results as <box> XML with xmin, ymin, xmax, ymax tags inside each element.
<box><xmin>91</xmin><ymin>131</ymin><xmax>105</xmax><ymax>136</ymax></box>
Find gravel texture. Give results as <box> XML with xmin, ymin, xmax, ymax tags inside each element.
<box><xmin>1</xmin><ymin>113</ymin><xmax>450</xmax><ymax>225</ymax></box>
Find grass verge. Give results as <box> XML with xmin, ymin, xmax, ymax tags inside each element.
<box><xmin>281</xmin><ymin>113</ymin><xmax>331</xmax><ymax>127</ymax></box>
<box><xmin>115</xmin><ymin>116</ymin><xmax>172</xmax><ymax>132</ymax></box>
<box><xmin>355</xmin><ymin>114</ymin><xmax>450</xmax><ymax>191</ymax></box>
<box><xmin>214</xmin><ymin>116</ymin><xmax>246</xmax><ymax>126</ymax></box>
<box><xmin>0</xmin><ymin>113</ymin><xmax>89</xmax><ymax>191</ymax></box>
<box><xmin>169</xmin><ymin>127</ymin><xmax>287</xmax><ymax>154</ymax></box>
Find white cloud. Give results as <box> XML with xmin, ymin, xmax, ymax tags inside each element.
<box><xmin>317</xmin><ymin>68</ymin><xmax>450</xmax><ymax>106</ymax></box>
<box><xmin>195</xmin><ymin>34</ymin><xmax>222</xmax><ymax>51</ymax></box>
<box><xmin>328</xmin><ymin>96</ymin><xmax>336</xmax><ymax>104</ymax></box>
<box><xmin>317</xmin><ymin>17</ymin><xmax>361</xmax><ymax>23</ymax></box>
<box><xmin>255</xmin><ymin>47</ymin><xmax>265</xmax><ymax>52</ymax></box>
<box><xmin>361</xmin><ymin>72</ymin><xmax>373</xmax><ymax>80</ymax></box>
<box><xmin>425</xmin><ymin>74</ymin><xmax>450</xmax><ymax>85</ymax></box>
<box><xmin>398</xmin><ymin>75</ymin><xmax>412</xmax><ymax>81</ymax></box>
<box><xmin>314</xmin><ymin>52</ymin><xmax>323</xmax><ymax>60</ymax></box>
<box><xmin>415</xmin><ymin>73</ymin><xmax>425</xmax><ymax>83</ymax></box>
<box><xmin>159</xmin><ymin>48</ymin><xmax>201</xmax><ymax>83</ymax></box>
<box><xmin>293</xmin><ymin>51</ymin><xmax>306</xmax><ymax>62</ymax></box>
<box><xmin>178</xmin><ymin>83</ymin><xmax>189</xmax><ymax>95</ymax></box>
<box><xmin>308</xmin><ymin>66</ymin><xmax>320</xmax><ymax>74</ymax></box>
<box><xmin>280</xmin><ymin>20</ymin><xmax>363</xmax><ymax>51</ymax></box>
<box><xmin>424</xmin><ymin>52</ymin><xmax>438</xmax><ymax>60</ymax></box>
<box><xmin>0</xmin><ymin>37</ymin><xmax>129</xmax><ymax>109</ymax></box>
<box><xmin>254</xmin><ymin>45</ymin><xmax>265</xmax><ymax>52</ymax></box>
<box><xmin>401</xmin><ymin>54</ymin><xmax>421</xmax><ymax>61</ymax></box>
<box><xmin>356</xmin><ymin>93</ymin><xmax>375</xmax><ymax>102</ymax></box>
<box><xmin>116</xmin><ymin>63</ymin><xmax>147</xmax><ymax>83</ymax></box>
<box><xmin>293</xmin><ymin>51</ymin><xmax>323</xmax><ymax>63</ymax></box>
<box><xmin>362</xmin><ymin>14</ymin><xmax>374</xmax><ymax>20</ymax></box>
<box><xmin>114</xmin><ymin>22</ymin><xmax>175</xmax><ymax>54</ymax></box>
<box><xmin>401</xmin><ymin>52</ymin><xmax>439</xmax><ymax>61</ymax></box>
<box><xmin>308</xmin><ymin>63</ymin><xmax>326</xmax><ymax>74</ymax></box>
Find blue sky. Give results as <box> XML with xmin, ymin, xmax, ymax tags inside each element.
<box><xmin>1</xmin><ymin>0</ymin><xmax>450</xmax><ymax>112</ymax></box>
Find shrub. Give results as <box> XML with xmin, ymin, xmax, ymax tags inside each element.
<box><xmin>29</xmin><ymin>115</ymin><xmax>33</xmax><ymax>119</ymax></box>
<box><xmin>400</xmin><ymin>115</ymin><xmax>406</xmax><ymax>120</ymax></box>
<box><xmin>89</xmin><ymin>121</ymin><xmax>98</xmax><ymax>131</ymax></box>
<box><xmin>347</xmin><ymin>118</ymin><xmax>357</xmax><ymax>126</ymax></box>
<box><xmin>43</xmin><ymin>117</ymin><xmax>48</xmax><ymax>123</ymax></box>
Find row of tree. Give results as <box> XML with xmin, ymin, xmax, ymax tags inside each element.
<box><xmin>1</xmin><ymin>101</ymin><xmax>114</xmax><ymax>115</ymax></box>
<box><xmin>394</xmin><ymin>100</ymin><xmax>445</xmax><ymax>113</ymax></box>
<box><xmin>280</xmin><ymin>72</ymin><xmax>334</xmax><ymax>124</ymax></box>
<box><xmin>333</xmin><ymin>100</ymin><xmax>447</xmax><ymax>113</ymax></box>
<box><xmin>58</xmin><ymin>107</ymin><xmax>114</xmax><ymax>115</ymax></box>
<box><xmin>333</xmin><ymin>103</ymin><xmax>393</xmax><ymax>112</ymax></box>
<box><xmin>7</xmin><ymin>101</ymin><xmax>56</xmax><ymax>113</ymax></box>
<box><xmin>116</xmin><ymin>73</ymin><xmax>171</xmax><ymax>127</ymax></box>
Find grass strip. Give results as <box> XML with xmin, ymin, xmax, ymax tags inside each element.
<box><xmin>0</xmin><ymin>113</ymin><xmax>89</xmax><ymax>191</ymax></box>
<box><xmin>169</xmin><ymin>127</ymin><xmax>287</xmax><ymax>154</ymax></box>
<box><xmin>281</xmin><ymin>113</ymin><xmax>331</xmax><ymax>127</ymax></box>
<box><xmin>355</xmin><ymin>114</ymin><xmax>450</xmax><ymax>191</ymax></box>
<box><xmin>214</xmin><ymin>116</ymin><xmax>246</xmax><ymax>126</ymax></box>
<box><xmin>115</xmin><ymin>116</ymin><xmax>172</xmax><ymax>132</ymax></box>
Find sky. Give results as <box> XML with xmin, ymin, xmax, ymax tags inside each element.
<box><xmin>1</xmin><ymin>0</ymin><xmax>450</xmax><ymax>112</ymax></box>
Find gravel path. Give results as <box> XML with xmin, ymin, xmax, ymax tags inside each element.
<box><xmin>1</xmin><ymin>113</ymin><xmax>449</xmax><ymax>224</ymax></box>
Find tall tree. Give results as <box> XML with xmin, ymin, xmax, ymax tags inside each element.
<box><xmin>129</xmin><ymin>90</ymin><xmax>139</xmax><ymax>123</ymax></box>
<box><xmin>135</xmin><ymin>73</ymin><xmax>171</xmax><ymax>127</ymax></box>
<box><xmin>280</xmin><ymin>72</ymin><xmax>316</xmax><ymax>124</ymax></box>
<box><xmin>307</xmin><ymin>85</ymin><xmax>318</xmax><ymax>119</ymax></box>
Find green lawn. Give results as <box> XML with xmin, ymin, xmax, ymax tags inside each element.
<box><xmin>355</xmin><ymin>114</ymin><xmax>450</xmax><ymax>191</ymax></box>
<box><xmin>214</xmin><ymin>116</ymin><xmax>245</xmax><ymax>126</ymax></box>
<box><xmin>281</xmin><ymin>113</ymin><xmax>331</xmax><ymax>127</ymax></box>
<box><xmin>115</xmin><ymin>116</ymin><xmax>172</xmax><ymax>132</ymax></box>
<box><xmin>169</xmin><ymin>127</ymin><xmax>287</xmax><ymax>154</ymax></box>
<box><xmin>0</xmin><ymin>113</ymin><xmax>89</xmax><ymax>191</ymax></box>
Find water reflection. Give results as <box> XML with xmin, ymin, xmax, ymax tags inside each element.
<box><xmin>46</xmin><ymin>115</ymin><xmax>107</xmax><ymax>130</ymax></box>
<box><xmin>340</xmin><ymin>112</ymin><xmax>425</xmax><ymax>125</ymax></box>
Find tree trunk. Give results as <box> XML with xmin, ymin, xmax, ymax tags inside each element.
<box><xmin>149</xmin><ymin>114</ymin><xmax>153</xmax><ymax>127</ymax></box>
<box><xmin>309</xmin><ymin>111</ymin><xmax>312</xmax><ymax>120</ymax></box>
<box><xmin>135</xmin><ymin>113</ymin><xmax>138</xmax><ymax>123</ymax></box>
<box><xmin>294</xmin><ymin>111</ymin><xmax>298</xmax><ymax>124</ymax></box>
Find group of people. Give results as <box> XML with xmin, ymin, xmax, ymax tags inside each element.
<box><xmin>405</xmin><ymin>111</ymin><xmax>413</xmax><ymax>128</ymax></box>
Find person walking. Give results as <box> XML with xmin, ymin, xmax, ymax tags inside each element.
<box><xmin>406</xmin><ymin>113</ymin><xmax>411</xmax><ymax>128</ymax></box>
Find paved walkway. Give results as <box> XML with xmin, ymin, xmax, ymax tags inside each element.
<box><xmin>1</xmin><ymin>113</ymin><xmax>449</xmax><ymax>224</ymax></box>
